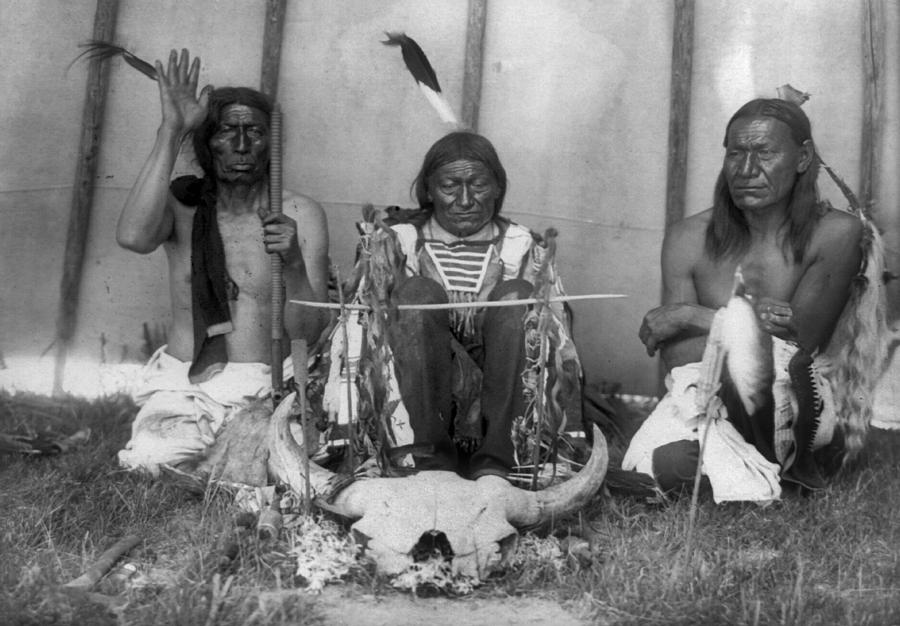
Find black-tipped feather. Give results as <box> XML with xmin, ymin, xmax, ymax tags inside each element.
<box><xmin>382</xmin><ymin>32</ymin><xmax>441</xmax><ymax>93</ymax></box>
<box><xmin>69</xmin><ymin>41</ymin><xmax>157</xmax><ymax>81</ymax></box>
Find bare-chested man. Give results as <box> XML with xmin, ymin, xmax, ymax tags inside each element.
<box><xmin>116</xmin><ymin>50</ymin><xmax>329</xmax><ymax>475</ymax></box>
<box><xmin>623</xmin><ymin>98</ymin><xmax>864</xmax><ymax>501</ymax></box>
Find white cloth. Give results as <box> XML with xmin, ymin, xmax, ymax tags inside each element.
<box><xmin>622</xmin><ymin>363</ymin><xmax>782</xmax><ymax>503</ymax></box>
<box><xmin>623</xmin><ymin>338</ymin><xmax>839</xmax><ymax>503</ymax></box>
<box><xmin>117</xmin><ymin>346</ymin><xmax>293</xmax><ymax>476</ymax></box>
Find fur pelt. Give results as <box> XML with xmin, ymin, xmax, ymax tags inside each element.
<box><xmin>820</xmin><ymin>217</ymin><xmax>890</xmax><ymax>462</ymax></box>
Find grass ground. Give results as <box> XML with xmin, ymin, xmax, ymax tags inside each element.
<box><xmin>1</xmin><ymin>390</ymin><xmax>898</xmax><ymax>625</ymax></box>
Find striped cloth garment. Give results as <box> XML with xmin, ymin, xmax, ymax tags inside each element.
<box><xmin>422</xmin><ymin>239</ymin><xmax>496</xmax><ymax>294</ymax></box>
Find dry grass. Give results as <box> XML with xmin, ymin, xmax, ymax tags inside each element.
<box><xmin>1</xmin><ymin>390</ymin><xmax>899</xmax><ymax>625</ymax></box>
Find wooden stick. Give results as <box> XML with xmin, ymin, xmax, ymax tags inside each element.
<box><xmin>261</xmin><ymin>1</ymin><xmax>287</xmax><ymax>405</ymax></box>
<box><xmin>292</xmin><ymin>339</ymin><xmax>313</xmax><ymax>514</ymax></box>
<box><xmin>664</xmin><ymin>0</ymin><xmax>695</xmax><ymax>229</ymax></box>
<box><xmin>290</xmin><ymin>293</ymin><xmax>627</xmax><ymax>311</ymax></box>
<box><xmin>270</xmin><ymin>104</ymin><xmax>284</xmax><ymax>405</ymax></box>
<box><xmin>658</xmin><ymin>0</ymin><xmax>695</xmax><ymax>399</ymax></box>
<box><xmin>53</xmin><ymin>0</ymin><xmax>119</xmax><ymax>396</ymax></box>
<box><xmin>335</xmin><ymin>267</ymin><xmax>356</xmax><ymax>474</ymax></box>
<box><xmin>679</xmin><ymin>310</ymin><xmax>726</xmax><ymax>580</ymax></box>
<box><xmin>260</xmin><ymin>0</ymin><xmax>287</xmax><ymax>99</ymax></box>
<box><xmin>860</xmin><ymin>0</ymin><xmax>885</xmax><ymax>213</ymax></box>
<box><xmin>461</xmin><ymin>0</ymin><xmax>488</xmax><ymax>131</ymax></box>
<box><xmin>63</xmin><ymin>534</ymin><xmax>141</xmax><ymax>591</ymax></box>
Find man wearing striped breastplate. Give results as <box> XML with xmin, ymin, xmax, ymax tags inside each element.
<box><xmin>374</xmin><ymin>131</ymin><xmax>581</xmax><ymax>480</ymax></box>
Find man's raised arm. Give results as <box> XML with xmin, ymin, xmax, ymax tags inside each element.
<box><xmin>116</xmin><ymin>49</ymin><xmax>210</xmax><ymax>253</ymax></box>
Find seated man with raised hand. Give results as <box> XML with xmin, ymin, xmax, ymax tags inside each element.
<box><xmin>115</xmin><ymin>50</ymin><xmax>330</xmax><ymax>475</ymax></box>
<box><xmin>624</xmin><ymin>97</ymin><xmax>883</xmax><ymax>502</ymax></box>
<box><xmin>338</xmin><ymin>131</ymin><xmax>582</xmax><ymax>481</ymax></box>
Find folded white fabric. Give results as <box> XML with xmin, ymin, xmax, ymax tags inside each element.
<box><xmin>118</xmin><ymin>346</ymin><xmax>293</xmax><ymax>475</ymax></box>
<box><xmin>622</xmin><ymin>362</ymin><xmax>782</xmax><ymax>503</ymax></box>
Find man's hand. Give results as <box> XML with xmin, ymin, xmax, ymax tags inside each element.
<box><xmin>753</xmin><ymin>296</ymin><xmax>796</xmax><ymax>341</ymax></box>
<box><xmin>639</xmin><ymin>304</ymin><xmax>690</xmax><ymax>356</ymax></box>
<box><xmin>155</xmin><ymin>49</ymin><xmax>211</xmax><ymax>136</ymax></box>
<box><xmin>260</xmin><ymin>211</ymin><xmax>303</xmax><ymax>267</ymax></box>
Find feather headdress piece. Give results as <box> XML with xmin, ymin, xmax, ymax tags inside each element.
<box><xmin>68</xmin><ymin>41</ymin><xmax>157</xmax><ymax>81</ymax></box>
<box><xmin>382</xmin><ymin>32</ymin><xmax>458</xmax><ymax>126</ymax></box>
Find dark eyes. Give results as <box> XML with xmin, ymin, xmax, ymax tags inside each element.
<box><xmin>439</xmin><ymin>180</ymin><xmax>490</xmax><ymax>192</ymax></box>
<box><xmin>214</xmin><ymin>126</ymin><xmax>265</xmax><ymax>139</ymax></box>
<box><xmin>726</xmin><ymin>149</ymin><xmax>774</xmax><ymax>158</ymax></box>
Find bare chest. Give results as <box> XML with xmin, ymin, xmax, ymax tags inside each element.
<box><xmin>217</xmin><ymin>212</ymin><xmax>270</xmax><ymax>298</ymax></box>
<box><xmin>695</xmin><ymin>242</ymin><xmax>807</xmax><ymax>307</ymax></box>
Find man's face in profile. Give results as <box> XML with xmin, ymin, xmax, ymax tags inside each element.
<box><xmin>210</xmin><ymin>104</ymin><xmax>270</xmax><ymax>186</ymax></box>
<box><xmin>723</xmin><ymin>116</ymin><xmax>810</xmax><ymax>214</ymax></box>
<box><xmin>428</xmin><ymin>159</ymin><xmax>500</xmax><ymax>238</ymax></box>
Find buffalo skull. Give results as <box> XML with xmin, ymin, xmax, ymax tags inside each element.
<box><xmin>267</xmin><ymin>392</ymin><xmax>608</xmax><ymax>581</ymax></box>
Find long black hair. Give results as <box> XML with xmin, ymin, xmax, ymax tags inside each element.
<box><xmin>411</xmin><ymin>131</ymin><xmax>508</xmax><ymax>215</ymax></box>
<box><xmin>705</xmin><ymin>98</ymin><xmax>822</xmax><ymax>263</ymax></box>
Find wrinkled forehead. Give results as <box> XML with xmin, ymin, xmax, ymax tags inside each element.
<box><xmin>430</xmin><ymin>159</ymin><xmax>496</xmax><ymax>181</ymax></box>
<box><xmin>725</xmin><ymin>115</ymin><xmax>798</xmax><ymax>147</ymax></box>
<box><xmin>219</xmin><ymin>104</ymin><xmax>269</xmax><ymax>127</ymax></box>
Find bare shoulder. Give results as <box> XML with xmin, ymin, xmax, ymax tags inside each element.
<box><xmin>283</xmin><ymin>190</ymin><xmax>328</xmax><ymax>239</ymax></box>
<box><xmin>816</xmin><ymin>206</ymin><xmax>863</xmax><ymax>237</ymax></box>
<box><xmin>669</xmin><ymin>209</ymin><xmax>711</xmax><ymax>240</ymax></box>
<box><xmin>810</xmin><ymin>207</ymin><xmax>864</xmax><ymax>252</ymax></box>
<box><xmin>662</xmin><ymin>209</ymin><xmax>711</xmax><ymax>261</ymax></box>
<box><xmin>283</xmin><ymin>190</ymin><xmax>326</xmax><ymax>222</ymax></box>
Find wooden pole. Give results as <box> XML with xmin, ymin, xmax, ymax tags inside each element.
<box><xmin>260</xmin><ymin>0</ymin><xmax>287</xmax><ymax>100</ymax></box>
<box><xmin>657</xmin><ymin>0</ymin><xmax>695</xmax><ymax>396</ymax></box>
<box><xmin>664</xmin><ymin>0</ymin><xmax>695</xmax><ymax>229</ymax></box>
<box><xmin>860</xmin><ymin>0</ymin><xmax>885</xmax><ymax>214</ymax></box>
<box><xmin>461</xmin><ymin>0</ymin><xmax>488</xmax><ymax>131</ymax></box>
<box><xmin>53</xmin><ymin>0</ymin><xmax>119</xmax><ymax>396</ymax></box>
<box><xmin>291</xmin><ymin>339</ymin><xmax>312</xmax><ymax>514</ymax></box>
<box><xmin>63</xmin><ymin>534</ymin><xmax>141</xmax><ymax>591</ymax></box>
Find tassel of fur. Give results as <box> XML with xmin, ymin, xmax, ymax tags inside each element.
<box><xmin>721</xmin><ymin>270</ymin><xmax>774</xmax><ymax>416</ymax></box>
<box><xmin>815</xmin><ymin>151</ymin><xmax>889</xmax><ymax>462</ymax></box>
<box><xmin>820</xmin><ymin>218</ymin><xmax>889</xmax><ymax>462</ymax></box>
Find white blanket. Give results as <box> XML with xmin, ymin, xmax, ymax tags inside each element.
<box><xmin>621</xmin><ymin>363</ymin><xmax>782</xmax><ymax>503</ymax></box>
<box><xmin>118</xmin><ymin>346</ymin><xmax>293</xmax><ymax>475</ymax></box>
<box><xmin>623</xmin><ymin>338</ymin><xmax>838</xmax><ymax>503</ymax></box>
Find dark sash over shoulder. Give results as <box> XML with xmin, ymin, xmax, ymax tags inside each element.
<box><xmin>171</xmin><ymin>175</ymin><xmax>236</xmax><ymax>383</ymax></box>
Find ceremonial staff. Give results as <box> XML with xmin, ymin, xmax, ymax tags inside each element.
<box><xmin>269</xmin><ymin>104</ymin><xmax>285</xmax><ymax>405</ymax></box>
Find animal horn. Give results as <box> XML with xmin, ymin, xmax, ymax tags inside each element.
<box><xmin>503</xmin><ymin>425</ymin><xmax>609</xmax><ymax>528</ymax></box>
<box><xmin>267</xmin><ymin>391</ymin><xmax>356</xmax><ymax>509</ymax></box>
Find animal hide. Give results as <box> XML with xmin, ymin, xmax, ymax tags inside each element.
<box><xmin>819</xmin><ymin>218</ymin><xmax>889</xmax><ymax>461</ymax></box>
